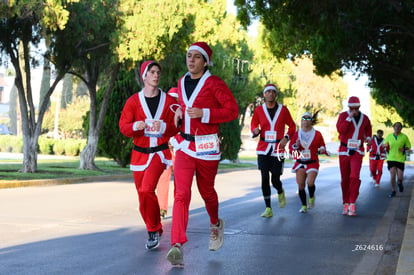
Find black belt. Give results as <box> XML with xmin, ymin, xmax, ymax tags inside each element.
<box><xmin>341</xmin><ymin>142</ymin><xmax>347</xmax><ymax>147</ymax></box>
<box><xmin>260</xmin><ymin>137</ymin><xmax>281</xmax><ymax>143</ymax></box>
<box><xmin>296</xmin><ymin>159</ymin><xmax>317</xmax><ymax>165</ymax></box>
<box><xmin>133</xmin><ymin>143</ymin><xmax>168</xmax><ymax>154</ymax></box>
<box><xmin>180</xmin><ymin>131</ymin><xmax>195</xmax><ymax>142</ymax></box>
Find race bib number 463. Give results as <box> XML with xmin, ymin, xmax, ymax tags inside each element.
<box><xmin>195</xmin><ymin>134</ymin><xmax>219</xmax><ymax>156</ymax></box>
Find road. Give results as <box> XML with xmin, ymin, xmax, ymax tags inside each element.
<box><xmin>0</xmin><ymin>160</ymin><xmax>412</xmax><ymax>275</ymax></box>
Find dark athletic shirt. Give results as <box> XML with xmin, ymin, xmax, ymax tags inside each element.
<box><xmin>184</xmin><ymin>75</ymin><xmax>201</xmax><ymax>99</ymax></box>
<box><xmin>145</xmin><ymin>91</ymin><xmax>161</xmax><ymax>118</ymax></box>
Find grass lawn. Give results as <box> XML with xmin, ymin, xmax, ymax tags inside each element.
<box><xmin>0</xmin><ymin>156</ymin><xmax>259</xmax><ymax>182</ymax></box>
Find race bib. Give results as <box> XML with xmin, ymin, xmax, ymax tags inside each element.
<box><xmin>347</xmin><ymin>139</ymin><xmax>360</xmax><ymax>149</ymax></box>
<box><xmin>195</xmin><ymin>134</ymin><xmax>219</xmax><ymax>156</ymax></box>
<box><xmin>301</xmin><ymin>149</ymin><xmax>311</xmax><ymax>160</ymax></box>
<box><xmin>144</xmin><ymin>119</ymin><xmax>163</xmax><ymax>137</ymax></box>
<box><xmin>264</xmin><ymin>131</ymin><xmax>277</xmax><ymax>143</ymax></box>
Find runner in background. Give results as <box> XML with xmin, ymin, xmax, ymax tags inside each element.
<box><xmin>384</xmin><ymin>122</ymin><xmax>412</xmax><ymax>197</ymax></box>
<box><xmin>251</xmin><ymin>84</ymin><xmax>296</xmax><ymax>218</ymax></box>
<box><xmin>290</xmin><ymin>111</ymin><xmax>327</xmax><ymax>213</ymax></box>
<box><xmin>336</xmin><ymin>96</ymin><xmax>372</xmax><ymax>216</ymax></box>
<box><xmin>366</xmin><ymin>129</ymin><xmax>386</xmax><ymax>188</ymax></box>
<box><xmin>157</xmin><ymin>87</ymin><xmax>179</xmax><ymax>218</ymax></box>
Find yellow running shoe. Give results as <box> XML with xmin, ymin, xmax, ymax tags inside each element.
<box><xmin>260</xmin><ymin>207</ymin><xmax>273</xmax><ymax>218</ymax></box>
<box><xmin>278</xmin><ymin>191</ymin><xmax>287</xmax><ymax>208</ymax></box>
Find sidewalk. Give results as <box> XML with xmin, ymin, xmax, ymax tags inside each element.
<box><xmin>396</xmin><ymin>177</ymin><xmax>414</xmax><ymax>274</ymax></box>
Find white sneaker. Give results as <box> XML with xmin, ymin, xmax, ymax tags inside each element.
<box><xmin>209</xmin><ymin>218</ymin><xmax>224</xmax><ymax>251</ymax></box>
<box><xmin>166</xmin><ymin>244</ymin><xmax>184</xmax><ymax>266</ymax></box>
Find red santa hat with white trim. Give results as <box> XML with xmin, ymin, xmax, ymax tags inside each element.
<box><xmin>167</xmin><ymin>87</ymin><xmax>178</xmax><ymax>98</ymax></box>
<box><xmin>141</xmin><ymin>60</ymin><xmax>157</xmax><ymax>81</ymax></box>
<box><xmin>347</xmin><ymin>96</ymin><xmax>361</xmax><ymax>107</ymax></box>
<box><xmin>187</xmin><ymin>42</ymin><xmax>213</xmax><ymax>66</ymax></box>
<box><xmin>263</xmin><ymin>84</ymin><xmax>278</xmax><ymax>94</ymax></box>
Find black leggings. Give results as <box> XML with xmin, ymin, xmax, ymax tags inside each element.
<box><xmin>258</xmin><ymin>154</ymin><xmax>284</xmax><ymax>207</ymax></box>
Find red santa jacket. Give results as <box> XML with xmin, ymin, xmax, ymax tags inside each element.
<box><xmin>251</xmin><ymin>103</ymin><xmax>296</xmax><ymax>156</ymax></box>
<box><xmin>119</xmin><ymin>90</ymin><xmax>179</xmax><ymax>171</ymax></box>
<box><xmin>289</xmin><ymin>128</ymin><xmax>326</xmax><ymax>164</ymax></box>
<box><xmin>367</xmin><ymin>135</ymin><xmax>387</xmax><ymax>160</ymax></box>
<box><xmin>336</xmin><ymin>110</ymin><xmax>372</xmax><ymax>156</ymax></box>
<box><xmin>171</xmin><ymin>71</ymin><xmax>239</xmax><ymax>160</ymax></box>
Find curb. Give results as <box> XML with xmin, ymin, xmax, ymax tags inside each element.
<box><xmin>0</xmin><ymin>174</ymin><xmax>132</xmax><ymax>189</ymax></box>
<box><xmin>396</xmin><ymin>179</ymin><xmax>414</xmax><ymax>274</ymax></box>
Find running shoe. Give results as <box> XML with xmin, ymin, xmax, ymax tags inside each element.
<box><xmin>348</xmin><ymin>203</ymin><xmax>356</xmax><ymax>216</ymax></box>
<box><xmin>388</xmin><ymin>191</ymin><xmax>396</xmax><ymax>198</ymax></box>
<box><xmin>342</xmin><ymin>203</ymin><xmax>349</xmax><ymax>215</ymax></box>
<box><xmin>308</xmin><ymin>197</ymin><xmax>315</xmax><ymax>209</ymax></box>
<box><xmin>278</xmin><ymin>191</ymin><xmax>287</xmax><ymax>208</ymax></box>
<box><xmin>299</xmin><ymin>205</ymin><xmax>307</xmax><ymax>213</ymax></box>
<box><xmin>374</xmin><ymin>183</ymin><xmax>380</xmax><ymax>188</ymax></box>
<box><xmin>160</xmin><ymin>209</ymin><xmax>167</xmax><ymax>218</ymax></box>
<box><xmin>146</xmin><ymin>231</ymin><xmax>160</xmax><ymax>250</ymax></box>
<box><xmin>209</xmin><ymin>218</ymin><xmax>224</xmax><ymax>251</ymax></box>
<box><xmin>398</xmin><ymin>183</ymin><xmax>404</xmax><ymax>192</ymax></box>
<box><xmin>261</xmin><ymin>207</ymin><xmax>273</xmax><ymax>218</ymax></box>
<box><xmin>166</xmin><ymin>243</ymin><xmax>184</xmax><ymax>266</ymax></box>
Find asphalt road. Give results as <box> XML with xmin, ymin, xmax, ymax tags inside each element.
<box><xmin>0</xmin><ymin>160</ymin><xmax>412</xmax><ymax>275</ymax></box>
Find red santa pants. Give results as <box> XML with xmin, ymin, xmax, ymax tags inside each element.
<box><xmin>157</xmin><ymin>165</ymin><xmax>172</xmax><ymax>211</ymax></box>
<box><xmin>339</xmin><ymin>153</ymin><xmax>363</xmax><ymax>204</ymax></box>
<box><xmin>171</xmin><ymin>150</ymin><xmax>219</xmax><ymax>245</ymax></box>
<box><xmin>133</xmin><ymin>154</ymin><xmax>165</xmax><ymax>234</ymax></box>
<box><xmin>369</xmin><ymin>159</ymin><xmax>384</xmax><ymax>184</ymax></box>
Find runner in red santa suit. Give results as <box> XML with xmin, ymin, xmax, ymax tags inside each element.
<box><xmin>251</xmin><ymin>84</ymin><xmax>296</xmax><ymax>218</ymax></box>
<box><xmin>336</xmin><ymin>96</ymin><xmax>372</xmax><ymax>216</ymax></box>
<box><xmin>166</xmin><ymin>42</ymin><xmax>239</xmax><ymax>266</ymax></box>
<box><xmin>290</xmin><ymin>111</ymin><xmax>326</xmax><ymax>213</ymax></box>
<box><xmin>157</xmin><ymin>87</ymin><xmax>179</xmax><ymax>219</ymax></box>
<box><xmin>119</xmin><ymin>61</ymin><xmax>178</xmax><ymax>250</ymax></box>
<box><xmin>366</xmin><ymin>129</ymin><xmax>387</xmax><ymax>188</ymax></box>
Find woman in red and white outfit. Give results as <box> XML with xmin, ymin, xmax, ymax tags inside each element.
<box><xmin>166</xmin><ymin>42</ymin><xmax>239</xmax><ymax>266</ymax></box>
<box><xmin>336</xmin><ymin>96</ymin><xmax>372</xmax><ymax>216</ymax></box>
<box><xmin>367</xmin><ymin>129</ymin><xmax>387</xmax><ymax>187</ymax></box>
<box><xmin>290</xmin><ymin>111</ymin><xmax>326</xmax><ymax>213</ymax></box>
<box><xmin>119</xmin><ymin>61</ymin><xmax>178</xmax><ymax>250</ymax></box>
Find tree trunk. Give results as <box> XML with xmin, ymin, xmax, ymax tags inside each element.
<box><xmin>78</xmin><ymin>63</ymin><xmax>120</xmax><ymax>170</ymax></box>
<box><xmin>21</xmin><ymin>134</ymin><xmax>38</xmax><ymax>173</ymax></box>
<box><xmin>79</xmin><ymin>134</ymin><xmax>99</xmax><ymax>170</ymax></box>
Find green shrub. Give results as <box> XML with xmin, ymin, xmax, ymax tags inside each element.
<box><xmin>64</xmin><ymin>139</ymin><xmax>80</xmax><ymax>156</ymax></box>
<box><xmin>53</xmin><ymin>140</ymin><xmax>66</xmax><ymax>155</ymax></box>
<box><xmin>38</xmin><ymin>137</ymin><xmax>54</xmax><ymax>155</ymax></box>
<box><xmin>0</xmin><ymin>135</ymin><xmax>13</xmax><ymax>152</ymax></box>
<box><xmin>10</xmin><ymin>138</ymin><xmax>23</xmax><ymax>153</ymax></box>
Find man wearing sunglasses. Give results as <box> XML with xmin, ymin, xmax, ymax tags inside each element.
<box><xmin>336</xmin><ymin>96</ymin><xmax>372</xmax><ymax>216</ymax></box>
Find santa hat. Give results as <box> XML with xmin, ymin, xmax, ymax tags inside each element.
<box><xmin>348</xmin><ymin>96</ymin><xmax>360</xmax><ymax>107</ymax></box>
<box><xmin>167</xmin><ymin>87</ymin><xmax>178</xmax><ymax>98</ymax></box>
<box><xmin>187</xmin><ymin>42</ymin><xmax>213</xmax><ymax>66</ymax></box>
<box><xmin>141</xmin><ymin>60</ymin><xmax>156</xmax><ymax>81</ymax></box>
<box><xmin>263</xmin><ymin>84</ymin><xmax>277</xmax><ymax>94</ymax></box>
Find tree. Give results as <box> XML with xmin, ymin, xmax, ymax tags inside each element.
<box><xmin>0</xmin><ymin>1</ymin><xmax>71</xmax><ymax>172</ymax></box>
<box><xmin>235</xmin><ymin>0</ymin><xmax>414</xmax><ymax>125</ymax></box>
<box><xmin>94</xmin><ymin>69</ymin><xmax>136</xmax><ymax>167</ymax></box>
<box><xmin>51</xmin><ymin>0</ymin><xmax>122</xmax><ymax>169</ymax></box>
